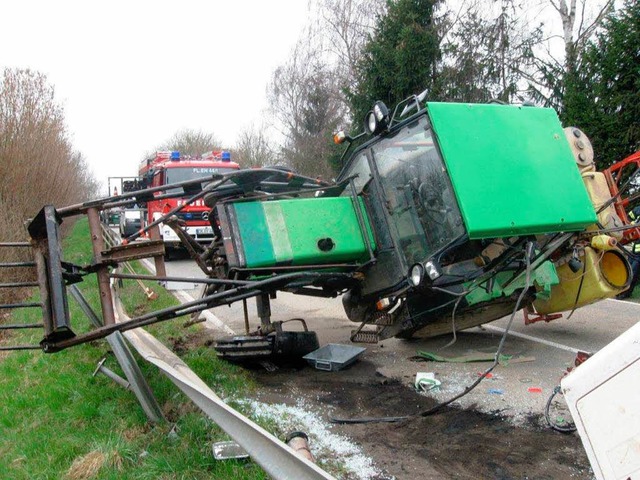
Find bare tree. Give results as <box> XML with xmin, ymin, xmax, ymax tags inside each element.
<box><xmin>151</xmin><ymin>129</ymin><xmax>222</xmax><ymax>157</ymax></box>
<box><xmin>233</xmin><ymin>124</ymin><xmax>277</xmax><ymax>168</ymax></box>
<box><xmin>313</xmin><ymin>0</ymin><xmax>386</xmax><ymax>94</ymax></box>
<box><xmin>525</xmin><ymin>0</ymin><xmax>614</xmax><ymax>113</ymax></box>
<box><xmin>0</xmin><ymin>68</ymin><xmax>95</xmax><ymax>303</ymax></box>
<box><xmin>262</xmin><ymin>1</ymin><xmax>383</xmax><ymax>177</ymax></box>
<box><xmin>267</xmin><ymin>31</ymin><xmax>346</xmax><ymax>178</ymax></box>
<box><xmin>0</xmin><ymin>69</ymin><xmax>94</xmax><ymax>215</ymax></box>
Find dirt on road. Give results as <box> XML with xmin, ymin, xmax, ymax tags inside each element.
<box><xmin>251</xmin><ymin>358</ymin><xmax>591</xmax><ymax>480</ymax></box>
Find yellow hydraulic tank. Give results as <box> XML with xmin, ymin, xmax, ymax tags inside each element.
<box><xmin>534</xmin><ymin>246</ymin><xmax>630</xmax><ymax>314</ymax></box>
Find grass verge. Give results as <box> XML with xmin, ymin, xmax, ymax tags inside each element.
<box><xmin>0</xmin><ymin>219</ymin><xmax>269</xmax><ymax>480</ymax></box>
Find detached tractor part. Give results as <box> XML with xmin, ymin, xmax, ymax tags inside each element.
<box><xmin>214</xmin><ymin>294</ymin><xmax>319</xmax><ymax>362</ymax></box>
<box><xmin>214</xmin><ymin>329</ymin><xmax>320</xmax><ymax>362</ymax></box>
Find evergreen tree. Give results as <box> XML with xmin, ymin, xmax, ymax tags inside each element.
<box><xmin>571</xmin><ymin>0</ymin><xmax>640</xmax><ymax>167</ymax></box>
<box><xmin>438</xmin><ymin>2</ymin><xmax>541</xmax><ymax>104</ymax></box>
<box><xmin>347</xmin><ymin>0</ymin><xmax>442</xmax><ymax>128</ymax></box>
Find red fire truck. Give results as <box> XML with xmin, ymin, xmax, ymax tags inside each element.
<box><xmin>138</xmin><ymin>150</ymin><xmax>240</xmax><ymax>252</ymax></box>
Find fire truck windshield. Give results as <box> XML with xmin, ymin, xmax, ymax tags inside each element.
<box><xmin>165</xmin><ymin>167</ymin><xmax>237</xmax><ymax>194</ymax></box>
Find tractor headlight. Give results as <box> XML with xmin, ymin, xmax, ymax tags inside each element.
<box><xmin>364</xmin><ymin>101</ymin><xmax>390</xmax><ymax>135</ymax></box>
<box><xmin>409</xmin><ymin>263</ymin><xmax>424</xmax><ymax>287</ymax></box>
<box><xmin>425</xmin><ymin>260</ymin><xmax>442</xmax><ymax>281</ymax></box>
<box><xmin>366</xmin><ymin>111</ymin><xmax>377</xmax><ymax>134</ymax></box>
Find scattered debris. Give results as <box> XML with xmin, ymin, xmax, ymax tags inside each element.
<box><xmin>303</xmin><ymin>344</ymin><xmax>366</xmax><ymax>371</ymax></box>
<box><xmin>167</xmin><ymin>425</ymin><xmax>179</xmax><ymax>440</ymax></box>
<box><xmin>286</xmin><ymin>431</ymin><xmax>315</xmax><ymax>463</ymax></box>
<box><xmin>240</xmin><ymin>398</ymin><xmax>384</xmax><ymax>479</ymax></box>
<box><xmin>415</xmin><ymin>372</ymin><xmax>441</xmax><ymax>392</ymax></box>
<box><xmin>416</xmin><ymin>350</ymin><xmax>536</xmax><ymax>365</ymax></box>
<box><xmin>488</xmin><ymin>389</ymin><xmax>504</xmax><ymax>395</ymax></box>
<box><xmin>212</xmin><ymin>441</ymin><xmax>249</xmax><ymax>460</ymax></box>
<box><xmin>417</xmin><ymin>350</ymin><xmax>511</xmax><ymax>364</ymax></box>
<box><xmin>528</xmin><ymin>387</ymin><xmax>543</xmax><ymax>394</ymax></box>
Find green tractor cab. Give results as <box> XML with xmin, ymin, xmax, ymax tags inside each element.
<box><xmin>331</xmin><ymin>100</ymin><xmax>602</xmax><ymax>341</ymax></box>
<box><xmin>207</xmin><ymin>97</ymin><xmax>626</xmax><ymax>352</ymax></box>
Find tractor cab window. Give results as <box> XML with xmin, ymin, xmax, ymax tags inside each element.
<box><xmin>372</xmin><ymin>116</ymin><xmax>465</xmax><ymax>265</ymax></box>
<box><xmin>339</xmin><ymin>150</ymin><xmax>395</xmax><ymax>250</ymax></box>
<box><xmin>343</xmin><ymin>151</ymin><xmax>372</xmax><ymax>193</ymax></box>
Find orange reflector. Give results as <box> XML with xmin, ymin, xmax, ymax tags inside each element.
<box><xmin>376</xmin><ymin>298</ymin><xmax>390</xmax><ymax>310</ymax></box>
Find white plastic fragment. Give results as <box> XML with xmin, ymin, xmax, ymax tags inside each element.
<box><xmin>415</xmin><ymin>372</ymin><xmax>441</xmax><ymax>392</ymax></box>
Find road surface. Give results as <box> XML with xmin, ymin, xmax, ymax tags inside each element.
<box><xmin>162</xmin><ymin>255</ymin><xmax>639</xmax><ymax>421</ymax></box>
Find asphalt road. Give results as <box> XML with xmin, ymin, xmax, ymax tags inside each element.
<box><xmin>162</xmin><ymin>256</ymin><xmax>639</xmax><ymax>423</ymax></box>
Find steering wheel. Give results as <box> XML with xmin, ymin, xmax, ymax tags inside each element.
<box><xmin>417</xmin><ymin>182</ymin><xmax>451</xmax><ymax>224</ymax></box>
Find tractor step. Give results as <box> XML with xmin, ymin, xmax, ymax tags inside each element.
<box><xmin>350</xmin><ymin>330</ymin><xmax>380</xmax><ymax>344</ymax></box>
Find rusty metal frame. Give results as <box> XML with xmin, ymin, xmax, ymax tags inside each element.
<box><xmin>28</xmin><ymin>206</ymin><xmax>75</xmax><ymax>344</ymax></box>
<box><xmin>0</xmin><ymin>169</ymin><xmax>354</xmax><ymax>354</ymax></box>
<box><xmin>40</xmin><ymin>270</ymin><xmax>356</xmax><ymax>353</ymax></box>
<box><xmin>603</xmin><ymin>150</ymin><xmax>640</xmax><ymax>243</ymax></box>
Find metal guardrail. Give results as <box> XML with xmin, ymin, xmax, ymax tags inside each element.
<box><xmin>0</xmin><ymin>184</ymin><xmax>339</xmax><ymax>478</ymax></box>
<box><xmin>112</xmin><ymin>289</ymin><xmax>336</xmax><ymax>480</ymax></box>
<box><xmin>69</xmin><ymin>284</ymin><xmax>165</xmax><ymax>423</ymax></box>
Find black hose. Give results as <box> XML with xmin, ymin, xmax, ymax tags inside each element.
<box><xmin>331</xmin><ymin>242</ymin><xmax>536</xmax><ymax>425</ymax></box>
<box><xmin>544</xmin><ymin>386</ymin><xmax>577</xmax><ymax>433</ymax></box>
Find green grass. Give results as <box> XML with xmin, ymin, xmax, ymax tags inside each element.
<box><xmin>0</xmin><ymin>219</ymin><xmax>268</xmax><ymax>480</ymax></box>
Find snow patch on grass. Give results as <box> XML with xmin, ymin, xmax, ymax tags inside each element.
<box><xmin>239</xmin><ymin>398</ymin><xmax>387</xmax><ymax>480</ymax></box>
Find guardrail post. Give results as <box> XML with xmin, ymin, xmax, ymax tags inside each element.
<box><xmin>148</xmin><ymin>224</ymin><xmax>167</xmax><ymax>278</ymax></box>
<box><xmin>87</xmin><ymin>207</ymin><xmax>115</xmax><ymax>326</ymax></box>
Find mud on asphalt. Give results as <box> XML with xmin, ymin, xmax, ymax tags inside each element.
<box><xmin>251</xmin><ymin>358</ymin><xmax>591</xmax><ymax>480</ymax></box>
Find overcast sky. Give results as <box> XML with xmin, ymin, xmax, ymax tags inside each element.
<box><xmin>1</xmin><ymin>0</ymin><xmax>310</xmax><ymax>188</ymax></box>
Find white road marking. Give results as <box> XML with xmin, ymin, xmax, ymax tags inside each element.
<box><xmin>140</xmin><ymin>259</ymin><xmax>235</xmax><ymax>336</ymax></box>
<box><xmin>483</xmin><ymin>324</ymin><xmax>587</xmax><ymax>354</ymax></box>
<box><xmin>486</xmin><ymin>299</ymin><xmax>640</xmax><ymax>354</ymax></box>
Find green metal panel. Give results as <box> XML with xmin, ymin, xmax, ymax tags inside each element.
<box><xmin>234</xmin><ymin>201</ymin><xmax>276</xmax><ymax>267</ymax></box>
<box><xmin>231</xmin><ymin>197</ymin><xmax>375</xmax><ymax>268</ymax></box>
<box><xmin>464</xmin><ymin>260</ymin><xmax>559</xmax><ymax>306</ymax></box>
<box><xmin>427</xmin><ymin>102</ymin><xmax>596</xmax><ymax>239</ymax></box>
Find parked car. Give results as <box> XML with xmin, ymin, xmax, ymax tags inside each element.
<box><xmin>119</xmin><ymin>209</ymin><xmax>143</xmax><ymax>237</ymax></box>
<box><xmin>102</xmin><ymin>208</ymin><xmax>120</xmax><ymax>226</ymax></box>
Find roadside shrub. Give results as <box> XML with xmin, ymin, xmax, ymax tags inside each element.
<box><xmin>0</xmin><ymin>68</ymin><xmax>97</xmax><ymax>304</ymax></box>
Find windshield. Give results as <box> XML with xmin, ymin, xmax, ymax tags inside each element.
<box><xmin>165</xmin><ymin>166</ymin><xmax>237</xmax><ymax>194</ymax></box>
<box><xmin>373</xmin><ymin>116</ymin><xmax>465</xmax><ymax>265</ymax></box>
